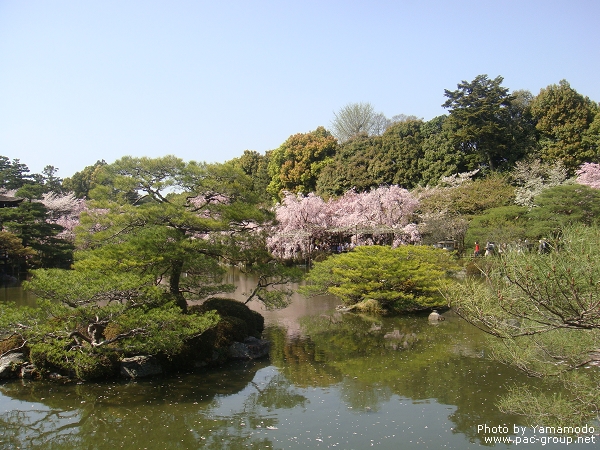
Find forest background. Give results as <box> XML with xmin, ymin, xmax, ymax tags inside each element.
<box><xmin>2</xmin><ymin>74</ymin><xmax>600</xmax><ymax>271</ymax></box>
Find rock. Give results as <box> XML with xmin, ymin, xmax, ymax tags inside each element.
<box><xmin>120</xmin><ymin>356</ymin><xmax>163</xmax><ymax>379</ymax></box>
<box><xmin>0</xmin><ymin>353</ymin><xmax>25</xmax><ymax>379</ymax></box>
<box><xmin>20</xmin><ymin>363</ymin><xmax>36</xmax><ymax>379</ymax></box>
<box><xmin>228</xmin><ymin>337</ymin><xmax>270</xmax><ymax>360</ymax></box>
<box><xmin>428</xmin><ymin>310</ymin><xmax>445</xmax><ymax>322</ymax></box>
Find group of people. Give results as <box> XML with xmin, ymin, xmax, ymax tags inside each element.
<box><xmin>473</xmin><ymin>241</ymin><xmax>496</xmax><ymax>257</ymax></box>
<box><xmin>473</xmin><ymin>239</ymin><xmax>550</xmax><ymax>257</ymax></box>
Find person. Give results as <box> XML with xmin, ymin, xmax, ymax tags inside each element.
<box><xmin>474</xmin><ymin>241</ymin><xmax>480</xmax><ymax>257</ymax></box>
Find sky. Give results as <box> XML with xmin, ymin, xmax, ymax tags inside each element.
<box><xmin>1</xmin><ymin>0</ymin><xmax>599</xmax><ymax>178</ymax></box>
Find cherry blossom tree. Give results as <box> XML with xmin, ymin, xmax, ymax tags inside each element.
<box><xmin>266</xmin><ymin>192</ymin><xmax>333</xmax><ymax>259</ymax></box>
<box><xmin>512</xmin><ymin>159</ymin><xmax>567</xmax><ymax>207</ymax></box>
<box><xmin>40</xmin><ymin>192</ymin><xmax>87</xmax><ymax>240</ymax></box>
<box><xmin>267</xmin><ymin>186</ymin><xmax>421</xmax><ymax>259</ymax></box>
<box><xmin>576</xmin><ymin>162</ymin><xmax>600</xmax><ymax>189</ymax></box>
<box><xmin>332</xmin><ymin>185</ymin><xmax>419</xmax><ymax>246</ymax></box>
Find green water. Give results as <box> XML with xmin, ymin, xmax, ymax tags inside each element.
<box><xmin>0</xmin><ymin>284</ymin><xmax>597</xmax><ymax>449</ymax></box>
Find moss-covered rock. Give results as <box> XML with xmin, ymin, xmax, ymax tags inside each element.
<box><xmin>168</xmin><ymin>299</ymin><xmax>266</xmax><ymax>371</ymax></box>
<box><xmin>190</xmin><ymin>298</ymin><xmax>264</xmax><ymax>338</ymax></box>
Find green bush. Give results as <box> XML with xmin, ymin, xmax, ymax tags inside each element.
<box><xmin>29</xmin><ymin>341</ymin><xmax>119</xmax><ymax>380</ymax></box>
<box><xmin>302</xmin><ymin>245</ymin><xmax>460</xmax><ymax>314</ymax></box>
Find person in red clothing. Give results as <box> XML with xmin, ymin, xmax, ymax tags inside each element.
<box><xmin>474</xmin><ymin>241</ymin><xmax>480</xmax><ymax>257</ymax></box>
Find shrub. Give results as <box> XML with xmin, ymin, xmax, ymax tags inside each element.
<box><xmin>302</xmin><ymin>245</ymin><xmax>460</xmax><ymax>314</ymax></box>
<box><xmin>29</xmin><ymin>341</ymin><xmax>119</xmax><ymax>380</ymax></box>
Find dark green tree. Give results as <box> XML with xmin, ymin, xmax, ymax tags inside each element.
<box><xmin>375</xmin><ymin>119</ymin><xmax>425</xmax><ymax>189</ymax></box>
<box><xmin>0</xmin><ymin>198</ymin><xmax>73</xmax><ymax>269</ymax></box>
<box><xmin>0</xmin><ymin>156</ymin><xmax>33</xmax><ymax>190</ymax></box>
<box><xmin>0</xmin><ymin>231</ymin><xmax>37</xmax><ymax>278</ymax></box>
<box><xmin>418</xmin><ymin>115</ymin><xmax>466</xmax><ymax>186</ymax></box>
<box><xmin>31</xmin><ymin>165</ymin><xmax>64</xmax><ymax>194</ymax></box>
<box><xmin>582</xmin><ymin>111</ymin><xmax>600</xmax><ymax>157</ymax></box>
<box><xmin>227</xmin><ymin>150</ymin><xmax>271</xmax><ymax>204</ymax></box>
<box><xmin>315</xmin><ymin>135</ymin><xmax>383</xmax><ymax>198</ymax></box>
<box><xmin>443</xmin><ymin>75</ymin><xmax>523</xmax><ymax>171</ymax></box>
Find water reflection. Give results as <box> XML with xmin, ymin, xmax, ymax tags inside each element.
<box><xmin>0</xmin><ymin>283</ymin><xmax>37</xmax><ymax>307</ymax></box>
<box><xmin>1</xmin><ymin>286</ymin><xmax>597</xmax><ymax>448</ymax></box>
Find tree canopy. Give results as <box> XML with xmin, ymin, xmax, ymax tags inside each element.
<box><xmin>443</xmin><ymin>75</ymin><xmax>525</xmax><ymax>171</ymax></box>
<box><xmin>530</xmin><ymin>80</ymin><xmax>599</xmax><ymax>172</ymax></box>
<box><xmin>267</xmin><ymin>127</ymin><xmax>337</xmax><ymax>200</ymax></box>
<box><xmin>77</xmin><ymin>155</ymin><xmax>278</xmax><ymax>312</ymax></box>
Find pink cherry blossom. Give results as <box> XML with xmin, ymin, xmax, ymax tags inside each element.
<box><xmin>268</xmin><ymin>186</ymin><xmax>420</xmax><ymax>259</ymax></box>
<box><xmin>576</xmin><ymin>162</ymin><xmax>600</xmax><ymax>189</ymax></box>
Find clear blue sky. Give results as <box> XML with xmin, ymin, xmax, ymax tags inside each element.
<box><xmin>1</xmin><ymin>0</ymin><xmax>598</xmax><ymax>178</ymax></box>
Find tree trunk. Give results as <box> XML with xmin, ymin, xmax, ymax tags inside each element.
<box><xmin>170</xmin><ymin>259</ymin><xmax>187</xmax><ymax>313</ymax></box>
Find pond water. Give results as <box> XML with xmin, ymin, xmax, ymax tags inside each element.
<box><xmin>1</xmin><ymin>279</ymin><xmax>597</xmax><ymax>449</ymax></box>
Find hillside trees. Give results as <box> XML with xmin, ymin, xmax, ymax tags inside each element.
<box><xmin>228</xmin><ymin>150</ymin><xmax>271</xmax><ymax>203</ymax></box>
<box><xmin>316</xmin><ymin>119</ymin><xmax>428</xmax><ymax>197</ymax></box>
<box><xmin>62</xmin><ymin>160</ymin><xmax>107</xmax><ymax>199</ymax></box>
<box><xmin>375</xmin><ymin>119</ymin><xmax>425</xmax><ymax>189</ymax></box>
<box><xmin>315</xmin><ymin>135</ymin><xmax>383</xmax><ymax>198</ymax></box>
<box><xmin>418</xmin><ymin>115</ymin><xmax>466</xmax><ymax>186</ymax></box>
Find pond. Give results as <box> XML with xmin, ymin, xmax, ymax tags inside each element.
<box><xmin>0</xmin><ymin>278</ymin><xmax>597</xmax><ymax>449</ymax></box>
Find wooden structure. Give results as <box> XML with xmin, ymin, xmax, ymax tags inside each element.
<box><xmin>0</xmin><ymin>195</ymin><xmax>23</xmax><ymax>208</ymax></box>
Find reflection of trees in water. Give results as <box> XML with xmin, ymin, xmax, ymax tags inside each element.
<box><xmin>338</xmin><ymin>378</ymin><xmax>394</xmax><ymax>412</ymax></box>
<box><xmin>0</xmin><ymin>407</ymin><xmax>83</xmax><ymax>449</ymax></box>
<box><xmin>247</xmin><ymin>373</ymin><xmax>307</xmax><ymax>411</ymax></box>
<box><xmin>194</xmin><ymin>372</ymin><xmax>309</xmax><ymax>449</ymax></box>
<box><xmin>0</xmin><ymin>361</ymin><xmax>307</xmax><ymax>450</ymax></box>
<box><xmin>291</xmin><ymin>311</ymin><xmax>531</xmax><ymax>445</ymax></box>
<box><xmin>265</xmin><ymin>325</ymin><xmax>342</xmax><ymax>387</ymax></box>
